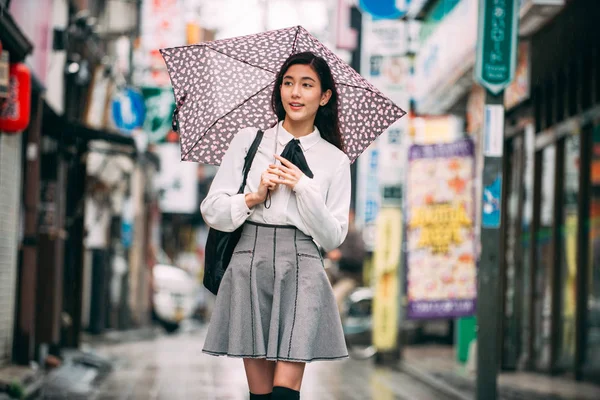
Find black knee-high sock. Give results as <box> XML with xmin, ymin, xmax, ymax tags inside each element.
<box><xmin>249</xmin><ymin>392</ymin><xmax>271</xmax><ymax>399</ymax></box>
<box><xmin>271</xmin><ymin>386</ymin><xmax>300</xmax><ymax>400</ymax></box>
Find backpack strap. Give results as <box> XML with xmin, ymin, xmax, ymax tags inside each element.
<box><xmin>238</xmin><ymin>129</ymin><xmax>264</xmax><ymax>194</ymax></box>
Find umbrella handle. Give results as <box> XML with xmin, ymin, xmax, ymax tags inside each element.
<box><xmin>172</xmin><ymin>91</ymin><xmax>188</xmax><ymax>132</ymax></box>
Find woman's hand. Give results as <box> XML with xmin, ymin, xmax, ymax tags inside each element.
<box><xmin>268</xmin><ymin>154</ymin><xmax>304</xmax><ymax>189</ymax></box>
<box><xmin>245</xmin><ymin>170</ymin><xmax>278</xmax><ymax>208</ymax></box>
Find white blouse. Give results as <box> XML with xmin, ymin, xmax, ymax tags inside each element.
<box><xmin>200</xmin><ymin>121</ymin><xmax>351</xmax><ymax>252</ymax></box>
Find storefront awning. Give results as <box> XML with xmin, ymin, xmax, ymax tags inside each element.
<box><xmin>42</xmin><ymin>102</ymin><xmax>136</xmax><ymax>149</ymax></box>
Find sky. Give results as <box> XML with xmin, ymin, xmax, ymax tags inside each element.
<box><xmin>197</xmin><ymin>0</ymin><xmax>333</xmax><ymax>41</ymax></box>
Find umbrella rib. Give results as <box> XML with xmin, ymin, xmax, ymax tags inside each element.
<box><xmin>204</xmin><ymin>45</ymin><xmax>277</xmax><ymax>74</ymax></box>
<box><xmin>291</xmin><ymin>26</ymin><xmax>300</xmax><ymax>54</ymax></box>
<box><xmin>182</xmin><ymin>79</ymin><xmax>277</xmax><ymax>160</ymax></box>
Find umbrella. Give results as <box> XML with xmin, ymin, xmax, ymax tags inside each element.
<box><xmin>160</xmin><ymin>25</ymin><xmax>405</xmax><ymax>165</ymax></box>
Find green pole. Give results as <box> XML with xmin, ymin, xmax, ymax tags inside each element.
<box><xmin>474</xmin><ymin>0</ymin><xmax>518</xmax><ymax>396</ymax></box>
<box><xmin>476</xmin><ymin>91</ymin><xmax>504</xmax><ymax>400</ymax></box>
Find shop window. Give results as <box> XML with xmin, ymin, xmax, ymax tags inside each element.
<box><xmin>567</xmin><ymin>60</ymin><xmax>579</xmax><ymax>118</ymax></box>
<box><xmin>534</xmin><ymin>86</ymin><xmax>543</xmax><ymax>133</ymax></box>
<box><xmin>557</xmin><ymin>133</ymin><xmax>579</xmax><ymax>369</ymax></box>
<box><xmin>520</xmin><ymin>126</ymin><xmax>535</xmax><ymax>368</ymax></box>
<box><xmin>544</xmin><ymin>79</ymin><xmax>554</xmax><ymax>129</ymax></box>
<box><xmin>582</xmin><ymin>52</ymin><xmax>593</xmax><ymax>111</ymax></box>
<box><xmin>595</xmin><ymin>45</ymin><xmax>600</xmax><ymax>105</ymax></box>
<box><xmin>556</xmin><ymin>70</ymin><xmax>566</xmax><ymax>123</ymax></box>
<box><xmin>586</xmin><ymin>124</ymin><xmax>600</xmax><ymax>373</ymax></box>
<box><xmin>503</xmin><ymin>136</ymin><xmax>524</xmax><ymax>368</ymax></box>
<box><xmin>534</xmin><ymin>145</ymin><xmax>556</xmax><ymax>370</ymax></box>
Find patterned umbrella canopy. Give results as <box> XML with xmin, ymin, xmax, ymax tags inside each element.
<box><xmin>160</xmin><ymin>26</ymin><xmax>405</xmax><ymax>165</ymax></box>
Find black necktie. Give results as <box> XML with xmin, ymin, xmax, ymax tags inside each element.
<box><xmin>279</xmin><ymin>139</ymin><xmax>314</xmax><ymax>178</ymax></box>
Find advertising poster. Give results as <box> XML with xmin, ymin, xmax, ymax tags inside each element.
<box><xmin>406</xmin><ymin>139</ymin><xmax>476</xmax><ymax>319</ymax></box>
<box><xmin>372</xmin><ymin>207</ymin><xmax>402</xmax><ymax>350</ymax></box>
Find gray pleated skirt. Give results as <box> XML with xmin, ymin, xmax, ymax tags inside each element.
<box><xmin>202</xmin><ymin>221</ymin><xmax>349</xmax><ymax>363</ymax></box>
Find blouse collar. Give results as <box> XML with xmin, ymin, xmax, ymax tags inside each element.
<box><xmin>276</xmin><ymin>120</ymin><xmax>322</xmax><ymax>151</ymax></box>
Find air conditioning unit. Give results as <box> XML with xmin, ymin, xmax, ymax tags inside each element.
<box><xmin>519</xmin><ymin>0</ymin><xmax>565</xmax><ymax>36</ymax></box>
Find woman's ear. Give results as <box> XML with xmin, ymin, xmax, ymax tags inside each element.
<box><xmin>320</xmin><ymin>89</ymin><xmax>332</xmax><ymax>106</ymax></box>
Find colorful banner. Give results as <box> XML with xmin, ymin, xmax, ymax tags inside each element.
<box><xmin>406</xmin><ymin>139</ymin><xmax>476</xmax><ymax>319</ymax></box>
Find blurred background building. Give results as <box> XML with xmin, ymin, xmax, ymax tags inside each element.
<box><xmin>0</xmin><ymin>0</ymin><xmax>599</xmax><ymax>397</ymax></box>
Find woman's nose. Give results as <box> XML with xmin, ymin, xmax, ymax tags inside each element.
<box><xmin>291</xmin><ymin>84</ymin><xmax>301</xmax><ymax>97</ymax></box>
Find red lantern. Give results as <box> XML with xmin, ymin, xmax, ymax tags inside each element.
<box><xmin>0</xmin><ymin>63</ymin><xmax>31</xmax><ymax>133</ymax></box>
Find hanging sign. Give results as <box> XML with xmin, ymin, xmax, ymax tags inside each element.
<box><xmin>142</xmin><ymin>86</ymin><xmax>176</xmax><ymax>143</ymax></box>
<box><xmin>475</xmin><ymin>0</ymin><xmax>520</xmax><ymax>94</ymax></box>
<box><xmin>0</xmin><ymin>63</ymin><xmax>32</xmax><ymax>133</ymax></box>
<box><xmin>111</xmin><ymin>87</ymin><xmax>145</xmax><ymax>132</ymax></box>
<box><xmin>359</xmin><ymin>0</ymin><xmax>409</xmax><ymax>19</ymax></box>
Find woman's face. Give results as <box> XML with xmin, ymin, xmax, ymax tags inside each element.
<box><xmin>280</xmin><ymin>64</ymin><xmax>332</xmax><ymax>124</ymax></box>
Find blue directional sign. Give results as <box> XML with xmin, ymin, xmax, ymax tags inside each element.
<box><xmin>359</xmin><ymin>0</ymin><xmax>409</xmax><ymax>19</ymax></box>
<box><xmin>111</xmin><ymin>87</ymin><xmax>145</xmax><ymax>132</ymax></box>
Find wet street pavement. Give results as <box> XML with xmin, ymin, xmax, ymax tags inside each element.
<box><xmin>83</xmin><ymin>322</ymin><xmax>451</xmax><ymax>400</ymax></box>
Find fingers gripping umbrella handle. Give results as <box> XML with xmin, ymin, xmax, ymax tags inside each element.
<box><xmin>172</xmin><ymin>92</ymin><xmax>188</xmax><ymax>132</ymax></box>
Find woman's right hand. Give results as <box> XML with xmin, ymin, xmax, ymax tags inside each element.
<box><xmin>245</xmin><ymin>170</ymin><xmax>278</xmax><ymax>208</ymax></box>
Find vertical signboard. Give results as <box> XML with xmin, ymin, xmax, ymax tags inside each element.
<box><xmin>155</xmin><ymin>143</ymin><xmax>198</xmax><ymax>214</ymax></box>
<box><xmin>372</xmin><ymin>207</ymin><xmax>402</xmax><ymax>350</ymax></box>
<box><xmin>475</xmin><ymin>0</ymin><xmax>520</xmax><ymax>94</ymax></box>
<box><xmin>142</xmin><ymin>87</ymin><xmax>176</xmax><ymax>143</ymax></box>
<box><xmin>406</xmin><ymin>139</ymin><xmax>477</xmax><ymax>319</ymax></box>
<box><xmin>356</xmin><ymin>145</ymin><xmax>380</xmax><ymax>251</ymax></box>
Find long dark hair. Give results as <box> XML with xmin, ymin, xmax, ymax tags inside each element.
<box><xmin>271</xmin><ymin>52</ymin><xmax>344</xmax><ymax>151</ymax></box>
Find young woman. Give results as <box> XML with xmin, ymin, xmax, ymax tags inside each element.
<box><xmin>200</xmin><ymin>51</ymin><xmax>351</xmax><ymax>400</ymax></box>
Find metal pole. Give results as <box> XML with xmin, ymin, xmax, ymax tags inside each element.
<box><xmin>476</xmin><ymin>89</ymin><xmax>504</xmax><ymax>400</ymax></box>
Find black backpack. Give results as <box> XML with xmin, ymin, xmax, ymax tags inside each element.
<box><xmin>203</xmin><ymin>130</ymin><xmax>264</xmax><ymax>295</ymax></box>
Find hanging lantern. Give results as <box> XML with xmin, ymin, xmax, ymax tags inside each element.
<box><xmin>0</xmin><ymin>63</ymin><xmax>31</xmax><ymax>133</ymax></box>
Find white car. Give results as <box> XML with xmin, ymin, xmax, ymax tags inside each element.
<box><xmin>152</xmin><ymin>264</ymin><xmax>198</xmax><ymax>332</ymax></box>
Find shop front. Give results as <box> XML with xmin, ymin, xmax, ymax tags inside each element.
<box><xmin>500</xmin><ymin>0</ymin><xmax>600</xmax><ymax>381</ymax></box>
<box><xmin>0</xmin><ymin>0</ymin><xmax>34</xmax><ymax>366</ymax></box>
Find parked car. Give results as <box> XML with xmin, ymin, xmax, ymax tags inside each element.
<box><xmin>152</xmin><ymin>264</ymin><xmax>198</xmax><ymax>333</ymax></box>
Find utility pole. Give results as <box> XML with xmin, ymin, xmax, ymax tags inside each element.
<box><xmin>474</xmin><ymin>1</ymin><xmax>519</xmax><ymax>399</ymax></box>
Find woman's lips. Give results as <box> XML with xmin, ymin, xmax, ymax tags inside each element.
<box><xmin>289</xmin><ymin>103</ymin><xmax>304</xmax><ymax>111</ymax></box>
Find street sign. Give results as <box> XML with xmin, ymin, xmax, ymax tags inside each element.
<box><xmin>142</xmin><ymin>86</ymin><xmax>176</xmax><ymax>143</ymax></box>
<box><xmin>475</xmin><ymin>0</ymin><xmax>520</xmax><ymax>94</ymax></box>
<box><xmin>111</xmin><ymin>87</ymin><xmax>145</xmax><ymax>132</ymax></box>
<box><xmin>359</xmin><ymin>0</ymin><xmax>408</xmax><ymax>19</ymax></box>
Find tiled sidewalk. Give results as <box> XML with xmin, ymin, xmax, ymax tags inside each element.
<box><xmin>88</xmin><ymin>323</ymin><xmax>451</xmax><ymax>400</ymax></box>
<box><xmin>401</xmin><ymin>345</ymin><xmax>600</xmax><ymax>400</ymax></box>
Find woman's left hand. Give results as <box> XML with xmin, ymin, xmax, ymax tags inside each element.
<box><xmin>269</xmin><ymin>154</ymin><xmax>304</xmax><ymax>189</ymax></box>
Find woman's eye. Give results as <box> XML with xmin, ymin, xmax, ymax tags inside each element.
<box><xmin>303</xmin><ymin>83</ymin><xmax>312</xmax><ymax>88</ymax></box>
<box><xmin>283</xmin><ymin>81</ymin><xmax>293</xmax><ymax>86</ymax></box>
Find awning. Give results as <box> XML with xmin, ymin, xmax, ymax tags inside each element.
<box><xmin>42</xmin><ymin>102</ymin><xmax>136</xmax><ymax>149</ymax></box>
<box><xmin>0</xmin><ymin>4</ymin><xmax>33</xmax><ymax>62</ymax></box>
